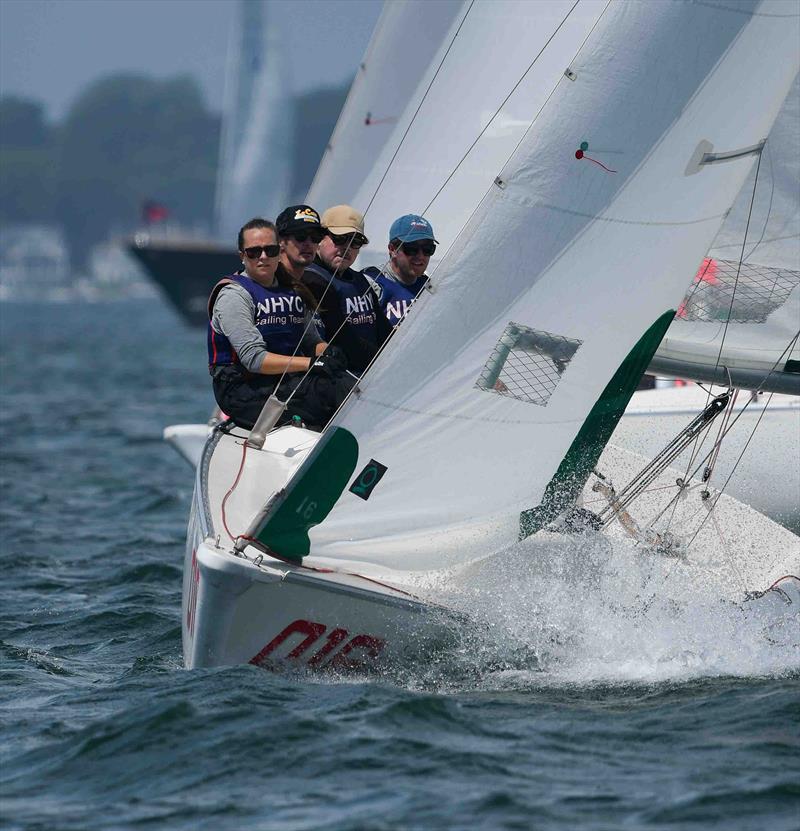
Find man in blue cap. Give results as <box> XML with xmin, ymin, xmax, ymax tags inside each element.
<box><xmin>364</xmin><ymin>214</ymin><xmax>437</xmax><ymax>327</ymax></box>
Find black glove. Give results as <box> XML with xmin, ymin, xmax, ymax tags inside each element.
<box><xmin>310</xmin><ymin>345</ymin><xmax>348</xmax><ymax>378</ymax></box>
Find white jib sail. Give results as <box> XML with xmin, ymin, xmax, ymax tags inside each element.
<box><xmin>214</xmin><ymin>0</ymin><xmax>292</xmax><ymax>242</ymax></box>
<box><xmin>652</xmin><ymin>73</ymin><xmax>800</xmax><ymax>391</ymax></box>
<box><xmin>351</xmin><ymin>0</ymin><xmax>609</xmax><ymax>267</ymax></box>
<box><xmin>259</xmin><ymin>0</ymin><xmax>800</xmax><ymax>575</ymax></box>
<box><xmin>306</xmin><ymin>0</ymin><xmax>465</xmax><ymax>210</ymax></box>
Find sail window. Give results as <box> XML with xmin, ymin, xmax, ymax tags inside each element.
<box><xmin>679</xmin><ymin>259</ymin><xmax>800</xmax><ymax>324</ymax></box>
<box><xmin>476</xmin><ymin>323</ymin><xmax>581</xmax><ymax>406</ymax></box>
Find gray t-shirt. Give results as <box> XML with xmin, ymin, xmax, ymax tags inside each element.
<box><xmin>211</xmin><ymin>281</ymin><xmax>322</xmax><ymax>372</ymax></box>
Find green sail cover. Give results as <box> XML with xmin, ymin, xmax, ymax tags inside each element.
<box><xmin>519</xmin><ymin>310</ymin><xmax>676</xmax><ymax>538</ymax></box>
<box><xmin>256</xmin><ymin>427</ymin><xmax>359</xmax><ymax>561</ymax></box>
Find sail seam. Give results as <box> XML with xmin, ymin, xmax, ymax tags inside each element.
<box><xmin>522</xmin><ymin>201</ymin><xmax>729</xmax><ymax>227</ymax></box>
<box><xmin>692</xmin><ymin>0</ymin><xmax>800</xmax><ymax>18</ymax></box>
<box><xmin>344</xmin><ymin>396</ymin><xmax>586</xmax><ymax>426</ymax></box>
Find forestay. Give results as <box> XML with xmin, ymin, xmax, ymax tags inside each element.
<box><xmin>306</xmin><ymin>0</ymin><xmax>464</xmax><ymax>210</ymax></box>
<box><xmin>652</xmin><ymin>73</ymin><xmax>800</xmax><ymax>391</ymax></box>
<box><xmin>256</xmin><ymin>0</ymin><xmax>800</xmax><ymax>574</ymax></box>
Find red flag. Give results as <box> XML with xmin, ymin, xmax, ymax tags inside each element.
<box><xmin>142</xmin><ymin>200</ymin><xmax>170</xmax><ymax>224</ymax></box>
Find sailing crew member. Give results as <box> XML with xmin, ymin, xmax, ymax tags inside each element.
<box><xmin>208</xmin><ymin>217</ymin><xmax>354</xmax><ymax>430</ymax></box>
<box><xmin>276</xmin><ymin>204</ymin><xmax>327</xmax><ymax>280</ymax></box>
<box><xmin>363</xmin><ymin>214</ymin><xmax>437</xmax><ymax>326</ymax></box>
<box><xmin>303</xmin><ymin>205</ymin><xmax>392</xmax><ymax>374</ymax></box>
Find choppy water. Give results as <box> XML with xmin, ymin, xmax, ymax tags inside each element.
<box><xmin>1</xmin><ymin>300</ymin><xmax>798</xmax><ymax>831</ymax></box>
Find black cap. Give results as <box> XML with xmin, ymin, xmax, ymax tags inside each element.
<box><xmin>276</xmin><ymin>205</ymin><xmax>322</xmax><ymax>236</ymax></box>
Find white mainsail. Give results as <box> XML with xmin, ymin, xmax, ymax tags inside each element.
<box><xmin>306</xmin><ymin>0</ymin><xmax>464</xmax><ymax>210</ymax></box>
<box><xmin>214</xmin><ymin>0</ymin><xmax>291</xmax><ymax>242</ymax></box>
<box><xmin>255</xmin><ymin>0</ymin><xmax>799</xmax><ymax>574</ymax></box>
<box><xmin>652</xmin><ymin>73</ymin><xmax>800</xmax><ymax>391</ymax></box>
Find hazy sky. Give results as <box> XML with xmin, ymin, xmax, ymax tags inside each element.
<box><xmin>0</xmin><ymin>0</ymin><xmax>383</xmax><ymax>120</ymax></box>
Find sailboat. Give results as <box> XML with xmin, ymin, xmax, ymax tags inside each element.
<box><xmin>128</xmin><ymin>0</ymin><xmax>291</xmax><ymax>325</ymax></box>
<box><xmin>182</xmin><ymin>0</ymin><xmax>800</xmax><ymax>670</ymax></box>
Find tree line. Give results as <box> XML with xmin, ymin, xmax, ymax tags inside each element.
<box><xmin>0</xmin><ymin>74</ymin><xmax>346</xmax><ymax>268</ymax></box>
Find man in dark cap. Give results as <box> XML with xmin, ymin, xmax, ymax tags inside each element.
<box><xmin>276</xmin><ymin>204</ymin><xmax>326</xmax><ymax>283</ymax></box>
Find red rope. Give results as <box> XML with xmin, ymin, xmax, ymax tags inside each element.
<box><xmin>221</xmin><ymin>441</ymin><xmax>249</xmax><ymax>542</ymax></box>
<box><xmin>574</xmin><ymin>148</ymin><xmax>616</xmax><ymax>172</ymax></box>
<box><xmin>237</xmin><ymin>536</ymin><xmax>419</xmax><ymax>599</ymax></box>
<box><xmin>765</xmin><ymin>574</ymin><xmax>800</xmax><ymax>592</ymax></box>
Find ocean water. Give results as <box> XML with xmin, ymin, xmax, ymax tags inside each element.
<box><xmin>1</xmin><ymin>300</ymin><xmax>798</xmax><ymax>831</ymax></box>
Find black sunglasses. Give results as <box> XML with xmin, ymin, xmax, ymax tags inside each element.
<box><xmin>289</xmin><ymin>229</ymin><xmax>326</xmax><ymax>244</ymax></box>
<box><xmin>243</xmin><ymin>244</ymin><xmax>280</xmax><ymax>259</ymax></box>
<box><xmin>401</xmin><ymin>241</ymin><xmax>436</xmax><ymax>257</ymax></box>
<box><xmin>327</xmin><ymin>232</ymin><xmax>366</xmax><ymax>249</ymax></box>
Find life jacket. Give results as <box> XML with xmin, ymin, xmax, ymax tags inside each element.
<box><xmin>207</xmin><ymin>273</ymin><xmax>308</xmax><ymax>367</ymax></box>
<box><xmin>362</xmin><ymin>266</ymin><xmax>428</xmax><ymax>327</ymax></box>
<box><xmin>305</xmin><ymin>261</ymin><xmax>380</xmax><ymax>345</ymax></box>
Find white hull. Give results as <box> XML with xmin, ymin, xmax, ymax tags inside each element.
<box><xmin>182</xmin><ymin>425</ymin><xmax>457</xmax><ymax>670</ymax></box>
<box><xmin>181</xmin><ymin>423</ymin><xmax>797</xmax><ymax>671</ymax></box>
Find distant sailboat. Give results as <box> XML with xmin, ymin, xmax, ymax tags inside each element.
<box><xmin>129</xmin><ymin>0</ymin><xmax>291</xmax><ymax>325</ymax></box>
<box><xmin>181</xmin><ymin>0</ymin><xmax>800</xmax><ymax>670</ymax></box>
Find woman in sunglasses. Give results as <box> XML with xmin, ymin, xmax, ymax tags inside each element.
<box><xmin>362</xmin><ymin>213</ymin><xmax>438</xmax><ymax>328</ymax></box>
<box><xmin>207</xmin><ymin>216</ymin><xmax>354</xmax><ymax>430</ymax></box>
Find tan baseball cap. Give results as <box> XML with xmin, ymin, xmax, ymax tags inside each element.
<box><xmin>321</xmin><ymin>205</ymin><xmax>368</xmax><ymax>243</ymax></box>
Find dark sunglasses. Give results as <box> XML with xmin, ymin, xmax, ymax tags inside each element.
<box><xmin>289</xmin><ymin>229</ymin><xmax>326</xmax><ymax>244</ymax></box>
<box><xmin>327</xmin><ymin>232</ymin><xmax>366</xmax><ymax>249</ymax></box>
<box><xmin>401</xmin><ymin>241</ymin><xmax>436</xmax><ymax>257</ymax></box>
<box><xmin>243</xmin><ymin>244</ymin><xmax>280</xmax><ymax>259</ymax></box>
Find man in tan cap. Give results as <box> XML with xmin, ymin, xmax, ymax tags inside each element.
<box><xmin>303</xmin><ymin>205</ymin><xmax>391</xmax><ymax>375</ymax></box>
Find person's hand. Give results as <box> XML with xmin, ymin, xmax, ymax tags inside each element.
<box><xmin>310</xmin><ymin>345</ymin><xmax>348</xmax><ymax>378</ymax></box>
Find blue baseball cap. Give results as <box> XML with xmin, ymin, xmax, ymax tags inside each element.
<box><xmin>389</xmin><ymin>214</ymin><xmax>437</xmax><ymax>244</ymax></box>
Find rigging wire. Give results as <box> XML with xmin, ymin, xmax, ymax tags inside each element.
<box><xmin>361</xmin><ymin>0</ymin><xmax>478</xmax><ymax>218</ymax></box>
<box><xmin>420</xmin><ymin>0</ymin><xmax>585</xmax><ymax>216</ymax></box>
<box><xmin>685</xmin><ymin>389</ymin><xmax>775</xmax><ymax>549</ymax></box>
<box><xmin>631</xmin><ymin>328</ymin><xmax>799</xmax><ymax>600</ymax></box>
<box><xmin>663</xmin><ymin>144</ymin><xmax>767</xmax><ymax>534</ymax></box>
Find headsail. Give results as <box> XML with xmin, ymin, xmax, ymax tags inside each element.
<box><xmin>651</xmin><ymin>74</ymin><xmax>800</xmax><ymax>392</ymax></box>
<box><xmin>306</xmin><ymin>0</ymin><xmax>464</xmax><ymax>210</ymax></box>
<box><xmin>256</xmin><ymin>0</ymin><xmax>800</xmax><ymax>573</ymax></box>
<box><xmin>351</xmin><ymin>0</ymin><xmax>609</xmax><ymax>267</ymax></box>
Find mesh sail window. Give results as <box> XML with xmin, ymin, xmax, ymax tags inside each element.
<box><xmin>679</xmin><ymin>258</ymin><xmax>800</xmax><ymax>324</ymax></box>
<box><xmin>476</xmin><ymin>323</ymin><xmax>581</xmax><ymax>406</ymax></box>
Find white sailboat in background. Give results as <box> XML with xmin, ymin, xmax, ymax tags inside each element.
<box><xmin>214</xmin><ymin>0</ymin><xmax>291</xmax><ymax>241</ymax></box>
<box><xmin>130</xmin><ymin>0</ymin><xmax>291</xmax><ymax>324</ymax></box>
<box><xmin>181</xmin><ymin>0</ymin><xmax>800</xmax><ymax>670</ymax></box>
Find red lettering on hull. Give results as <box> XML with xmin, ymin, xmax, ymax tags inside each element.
<box><xmin>250</xmin><ymin>619</ymin><xmax>386</xmax><ymax>671</ymax></box>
